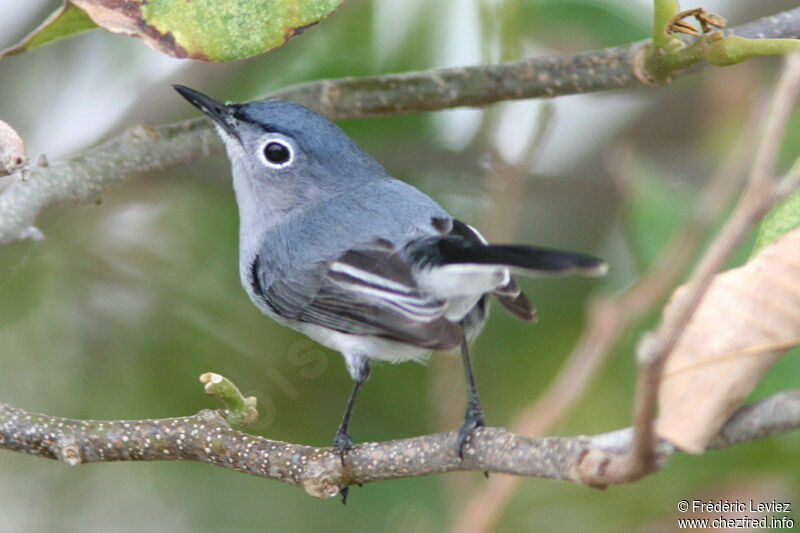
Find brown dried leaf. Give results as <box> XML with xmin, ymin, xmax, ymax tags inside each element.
<box><xmin>656</xmin><ymin>227</ymin><xmax>800</xmax><ymax>453</ymax></box>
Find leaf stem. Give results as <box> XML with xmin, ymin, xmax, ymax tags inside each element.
<box><xmin>652</xmin><ymin>0</ymin><xmax>681</xmax><ymax>48</ymax></box>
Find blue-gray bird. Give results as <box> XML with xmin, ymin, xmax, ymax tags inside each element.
<box><xmin>174</xmin><ymin>85</ymin><xmax>607</xmax><ymax>467</ymax></box>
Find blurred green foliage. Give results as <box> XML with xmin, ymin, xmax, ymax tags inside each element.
<box><xmin>754</xmin><ymin>105</ymin><xmax>800</xmax><ymax>252</ymax></box>
<box><xmin>0</xmin><ymin>0</ymin><xmax>798</xmax><ymax>531</ymax></box>
<box><xmin>754</xmin><ymin>187</ymin><xmax>800</xmax><ymax>252</ymax></box>
<box><xmin>620</xmin><ymin>152</ymin><xmax>694</xmax><ymax>269</ymax></box>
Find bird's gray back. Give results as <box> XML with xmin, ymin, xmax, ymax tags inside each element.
<box><xmin>251</xmin><ymin>177</ymin><xmax>450</xmax><ymax>294</ymax></box>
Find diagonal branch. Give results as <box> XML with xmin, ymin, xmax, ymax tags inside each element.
<box><xmin>594</xmin><ymin>52</ymin><xmax>800</xmax><ymax>486</ymax></box>
<box><xmin>1</xmin><ymin>8</ymin><xmax>799</xmax><ymax>246</ymax></box>
<box><xmin>1</xmin><ymin>388</ymin><xmax>799</xmax><ymax>499</ymax></box>
<box><xmin>453</xmin><ymin>103</ymin><xmax>762</xmax><ymax>533</ymax></box>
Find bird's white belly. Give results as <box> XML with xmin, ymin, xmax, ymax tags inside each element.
<box><xmin>294</xmin><ymin>321</ymin><xmax>434</xmax><ymax>378</ymax></box>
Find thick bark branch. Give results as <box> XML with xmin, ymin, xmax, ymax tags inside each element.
<box><xmin>1</xmin><ymin>390</ymin><xmax>799</xmax><ymax>499</ymax></box>
<box><xmin>1</xmin><ymin>8</ymin><xmax>799</xmax><ymax>245</ymax></box>
<box><xmin>268</xmin><ymin>7</ymin><xmax>800</xmax><ymax>117</ymax></box>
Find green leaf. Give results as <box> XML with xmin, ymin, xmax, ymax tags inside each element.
<box><xmin>0</xmin><ymin>3</ymin><xmax>97</xmax><ymax>58</ymax></box>
<box><xmin>2</xmin><ymin>0</ymin><xmax>343</xmax><ymax>62</ymax></box>
<box><xmin>753</xmin><ymin>187</ymin><xmax>800</xmax><ymax>253</ymax></box>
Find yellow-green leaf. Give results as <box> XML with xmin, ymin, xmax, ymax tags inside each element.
<box><xmin>78</xmin><ymin>0</ymin><xmax>343</xmax><ymax>61</ymax></box>
<box><xmin>2</xmin><ymin>0</ymin><xmax>342</xmax><ymax>62</ymax></box>
<box><xmin>0</xmin><ymin>4</ymin><xmax>97</xmax><ymax>58</ymax></box>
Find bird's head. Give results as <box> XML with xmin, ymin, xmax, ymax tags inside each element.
<box><xmin>173</xmin><ymin>85</ymin><xmax>388</xmax><ymax>212</ymax></box>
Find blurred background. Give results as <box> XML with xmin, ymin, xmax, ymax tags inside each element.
<box><xmin>1</xmin><ymin>0</ymin><xmax>799</xmax><ymax>530</ymax></box>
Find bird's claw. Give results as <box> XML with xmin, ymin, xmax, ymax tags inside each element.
<box><xmin>334</xmin><ymin>429</ymin><xmax>354</xmax><ymax>466</ymax></box>
<box><xmin>457</xmin><ymin>399</ymin><xmax>486</xmax><ymax>459</ymax></box>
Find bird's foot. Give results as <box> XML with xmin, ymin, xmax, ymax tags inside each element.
<box><xmin>457</xmin><ymin>398</ymin><xmax>486</xmax><ymax>459</ymax></box>
<box><xmin>333</xmin><ymin>429</ymin><xmax>355</xmax><ymax>504</ymax></box>
<box><xmin>334</xmin><ymin>428</ymin><xmax>354</xmax><ymax>467</ymax></box>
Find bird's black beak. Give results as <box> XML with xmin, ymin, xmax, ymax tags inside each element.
<box><xmin>173</xmin><ymin>85</ymin><xmax>237</xmax><ymax>136</ymax></box>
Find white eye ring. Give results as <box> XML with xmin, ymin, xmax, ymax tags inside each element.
<box><xmin>259</xmin><ymin>138</ymin><xmax>294</xmax><ymax>168</ymax></box>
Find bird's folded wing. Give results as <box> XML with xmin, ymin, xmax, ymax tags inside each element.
<box><xmin>263</xmin><ymin>241</ymin><xmax>462</xmax><ymax>350</ymax></box>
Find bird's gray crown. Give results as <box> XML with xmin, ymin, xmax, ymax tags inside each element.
<box><xmin>231</xmin><ymin>100</ymin><xmax>335</xmax><ymax>138</ymax></box>
<box><xmin>225</xmin><ymin>99</ymin><xmax>389</xmax><ymax>183</ymax></box>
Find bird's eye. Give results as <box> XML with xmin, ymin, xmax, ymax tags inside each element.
<box><xmin>261</xmin><ymin>140</ymin><xmax>293</xmax><ymax>168</ymax></box>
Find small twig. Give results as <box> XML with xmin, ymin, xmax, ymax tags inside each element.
<box><xmin>200</xmin><ymin>372</ymin><xmax>258</xmax><ymax>428</ymax></box>
<box><xmin>644</xmin><ymin>7</ymin><xmax>795</xmax><ymax>82</ymax></box>
<box><xmin>652</xmin><ymin>0</ymin><xmax>681</xmax><ymax>48</ymax></box>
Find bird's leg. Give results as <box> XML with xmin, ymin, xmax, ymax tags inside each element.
<box><xmin>457</xmin><ymin>333</ymin><xmax>486</xmax><ymax>459</ymax></box>
<box><xmin>334</xmin><ymin>357</ymin><xmax>370</xmax><ymax>464</ymax></box>
<box><xmin>334</xmin><ymin>357</ymin><xmax>370</xmax><ymax>505</ymax></box>
<box><xmin>334</xmin><ymin>380</ymin><xmax>363</xmax><ymax>461</ymax></box>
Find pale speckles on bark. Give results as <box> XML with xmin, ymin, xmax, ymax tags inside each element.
<box><xmin>2</xmin><ymin>391</ymin><xmax>800</xmax><ymax>497</ymax></box>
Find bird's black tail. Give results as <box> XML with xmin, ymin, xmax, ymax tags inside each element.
<box><xmin>409</xmin><ymin>220</ymin><xmax>606</xmax><ymax>323</ymax></box>
<box><xmin>429</xmin><ymin>238</ymin><xmax>608</xmax><ymax>277</ymax></box>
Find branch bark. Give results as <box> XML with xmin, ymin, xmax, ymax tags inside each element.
<box><xmin>1</xmin><ymin>389</ymin><xmax>799</xmax><ymax>499</ymax></box>
<box><xmin>1</xmin><ymin>8</ymin><xmax>799</xmax><ymax>245</ymax></box>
